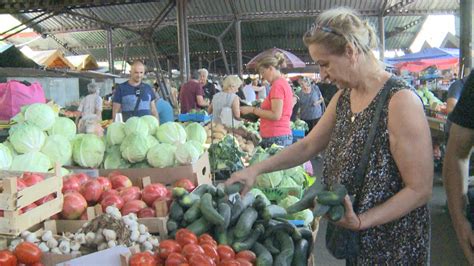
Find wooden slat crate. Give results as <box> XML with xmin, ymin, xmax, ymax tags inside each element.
<box><xmin>0</xmin><ymin>169</ymin><xmax>63</xmax><ymax>236</ymax></box>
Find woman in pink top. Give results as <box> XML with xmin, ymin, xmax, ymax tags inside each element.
<box><xmin>240</xmin><ymin>53</ymin><xmax>294</xmax><ymax>148</ymax></box>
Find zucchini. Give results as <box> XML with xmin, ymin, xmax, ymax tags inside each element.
<box><xmin>191</xmin><ymin>184</ymin><xmax>211</xmax><ymax>196</ymax></box>
<box><xmin>200</xmin><ymin>193</ymin><xmax>225</xmax><ymax>226</ymax></box>
<box><xmin>287</xmin><ymin>178</ymin><xmax>325</xmax><ymax>214</ymax></box>
<box><xmin>172</xmin><ymin>187</ymin><xmax>188</xmax><ymax>198</ymax></box>
<box><xmin>274</xmin><ymin>232</ymin><xmax>294</xmax><ymax>266</ymax></box>
<box><xmin>179</xmin><ymin>193</ymin><xmax>200</xmax><ymax>208</ymax></box>
<box><xmin>183</xmin><ymin>199</ymin><xmax>201</xmax><ymax>223</ymax></box>
<box><xmin>234</xmin><ymin>207</ymin><xmax>259</xmax><ymax>239</ymax></box>
<box><xmin>186</xmin><ymin>216</ymin><xmax>211</xmax><ymax>235</ymax></box>
<box><xmin>292</xmin><ymin>238</ymin><xmax>309</xmax><ymax>266</ymax></box>
<box><xmin>328</xmin><ymin>204</ymin><xmax>345</xmax><ymax>222</ymax></box>
<box><xmin>263</xmin><ymin>237</ymin><xmax>280</xmax><ymax>254</ymax></box>
<box><xmin>317</xmin><ymin>191</ymin><xmax>343</xmax><ymax>206</ymax></box>
<box><xmin>232</xmin><ymin>224</ymin><xmax>264</xmax><ymax>252</ymax></box>
<box><xmin>166</xmin><ymin>219</ymin><xmax>178</xmax><ymax>232</ymax></box>
<box><xmin>230</xmin><ymin>196</ymin><xmax>245</xmax><ymax>226</ymax></box>
<box><xmin>225</xmin><ymin>182</ymin><xmax>243</xmax><ymax>195</ymax></box>
<box><xmin>262</xmin><ymin>205</ymin><xmax>287</xmax><ymax>222</ymax></box>
<box><xmin>251</xmin><ymin>242</ymin><xmax>273</xmax><ymax>266</ymax></box>
<box><xmin>169</xmin><ymin>201</ymin><xmax>184</xmax><ymax>221</ymax></box>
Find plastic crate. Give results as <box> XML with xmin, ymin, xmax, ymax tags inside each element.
<box><xmin>292</xmin><ymin>129</ymin><xmax>305</xmax><ymax>137</ymax></box>
<box><xmin>178</xmin><ymin>113</ymin><xmax>212</xmax><ymax>123</ymax></box>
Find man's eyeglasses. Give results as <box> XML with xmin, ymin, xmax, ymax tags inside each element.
<box><xmin>305</xmin><ymin>23</ymin><xmax>344</xmax><ymax>38</ymax></box>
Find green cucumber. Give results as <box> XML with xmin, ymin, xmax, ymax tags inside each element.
<box><xmin>169</xmin><ymin>201</ymin><xmax>184</xmax><ymax>221</ymax></box>
<box><xmin>217</xmin><ymin>202</ymin><xmax>232</xmax><ymax>229</ymax></box>
<box><xmin>287</xmin><ymin>178</ymin><xmax>325</xmax><ymax>214</ymax></box>
<box><xmin>317</xmin><ymin>191</ymin><xmax>343</xmax><ymax>206</ymax></box>
<box><xmin>183</xmin><ymin>199</ymin><xmax>202</xmax><ymax>223</ymax></box>
<box><xmin>199</xmin><ymin>193</ymin><xmax>225</xmax><ymax>226</ymax></box>
<box><xmin>166</xmin><ymin>219</ymin><xmax>178</xmax><ymax>232</ymax></box>
<box><xmin>313</xmin><ymin>203</ymin><xmax>331</xmax><ymax>217</ymax></box>
<box><xmin>230</xmin><ymin>195</ymin><xmax>245</xmax><ymax>226</ymax></box>
<box><xmin>262</xmin><ymin>205</ymin><xmax>287</xmax><ymax>221</ymax></box>
<box><xmin>232</xmin><ymin>224</ymin><xmax>264</xmax><ymax>252</ymax></box>
<box><xmin>264</xmin><ymin>220</ymin><xmax>301</xmax><ymax>241</ymax></box>
<box><xmin>216</xmin><ymin>186</ymin><xmax>226</xmax><ymax>198</ymax></box>
<box><xmin>179</xmin><ymin>193</ymin><xmax>200</xmax><ymax>208</ymax></box>
<box><xmin>251</xmin><ymin>242</ymin><xmax>273</xmax><ymax>266</ymax></box>
<box><xmin>274</xmin><ymin>232</ymin><xmax>294</xmax><ymax>266</ymax></box>
<box><xmin>292</xmin><ymin>238</ymin><xmax>309</xmax><ymax>266</ymax></box>
<box><xmin>253</xmin><ymin>195</ymin><xmax>268</xmax><ymax>211</ymax></box>
<box><xmin>172</xmin><ymin>187</ymin><xmax>188</xmax><ymax>198</ymax></box>
<box><xmin>264</xmin><ymin>237</ymin><xmax>280</xmax><ymax>254</ymax></box>
<box><xmin>328</xmin><ymin>204</ymin><xmax>345</xmax><ymax>222</ymax></box>
<box><xmin>332</xmin><ymin>183</ymin><xmax>348</xmax><ymax>200</ymax></box>
<box><xmin>186</xmin><ymin>216</ymin><xmax>211</xmax><ymax>235</ymax></box>
<box><xmin>241</xmin><ymin>192</ymin><xmax>256</xmax><ymax>209</ymax></box>
<box><xmin>191</xmin><ymin>184</ymin><xmax>211</xmax><ymax>196</ymax></box>
<box><xmin>225</xmin><ymin>182</ymin><xmax>243</xmax><ymax>195</ymax></box>
<box><xmin>234</xmin><ymin>207</ymin><xmax>259</xmax><ymax>239</ymax></box>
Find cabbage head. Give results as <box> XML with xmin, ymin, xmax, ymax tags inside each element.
<box><xmin>103</xmin><ymin>145</ymin><xmax>131</xmax><ymax>169</ymax></box>
<box><xmin>2</xmin><ymin>140</ymin><xmax>17</xmax><ymax>156</ymax></box>
<box><xmin>41</xmin><ymin>134</ymin><xmax>72</xmax><ymax>166</ymax></box>
<box><xmin>10</xmin><ymin>124</ymin><xmax>46</xmax><ymax>153</ymax></box>
<box><xmin>132</xmin><ymin>161</ymin><xmax>151</xmax><ymax>168</ymax></box>
<box><xmin>147</xmin><ymin>143</ymin><xmax>177</xmax><ymax>168</ymax></box>
<box><xmin>0</xmin><ymin>143</ymin><xmax>13</xmax><ymax>170</ymax></box>
<box><xmin>49</xmin><ymin>167</ymin><xmax>71</xmax><ymax>177</ymax></box>
<box><xmin>124</xmin><ymin>116</ymin><xmax>149</xmax><ymax>136</ymax></box>
<box><xmin>187</xmin><ymin>140</ymin><xmax>204</xmax><ymax>155</ymax></box>
<box><xmin>155</xmin><ymin>122</ymin><xmax>186</xmax><ymax>145</ymax></box>
<box><xmin>248</xmin><ymin>188</ymin><xmax>271</xmax><ymax>206</ymax></box>
<box><xmin>279</xmin><ymin>195</ymin><xmax>299</xmax><ymax>209</ymax></box>
<box><xmin>10</xmin><ymin>151</ymin><xmax>51</xmax><ymax>172</ymax></box>
<box><xmin>72</xmin><ymin>134</ymin><xmax>105</xmax><ymax>168</ymax></box>
<box><xmin>106</xmin><ymin>122</ymin><xmax>126</xmax><ymax>145</ymax></box>
<box><xmin>147</xmin><ymin>135</ymin><xmax>159</xmax><ymax>148</ymax></box>
<box><xmin>284</xmin><ymin>165</ymin><xmax>307</xmax><ymax>186</ymax></box>
<box><xmin>141</xmin><ymin>115</ymin><xmax>159</xmax><ymax>135</ymax></box>
<box><xmin>175</xmin><ymin>142</ymin><xmax>201</xmax><ymax>165</ymax></box>
<box><xmin>293</xmin><ymin>209</ymin><xmax>314</xmax><ymax>226</ymax></box>
<box><xmin>120</xmin><ymin>133</ymin><xmax>150</xmax><ymax>163</ymax></box>
<box><xmin>185</xmin><ymin>122</ymin><xmax>207</xmax><ymax>145</ymax></box>
<box><xmin>278</xmin><ymin>177</ymin><xmax>299</xmax><ymax>188</ymax></box>
<box><xmin>24</xmin><ymin>103</ymin><xmax>56</xmax><ymax>131</ymax></box>
<box><xmin>256</xmin><ymin>170</ymin><xmax>283</xmax><ymax>188</ymax></box>
<box><xmin>48</xmin><ymin>117</ymin><xmax>77</xmax><ymax>140</ymax></box>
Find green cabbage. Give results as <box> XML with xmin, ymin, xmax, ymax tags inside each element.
<box><xmin>41</xmin><ymin>134</ymin><xmax>72</xmax><ymax>166</ymax></box>
<box><xmin>284</xmin><ymin>166</ymin><xmax>306</xmax><ymax>186</ymax></box>
<box><xmin>185</xmin><ymin>122</ymin><xmax>207</xmax><ymax>145</ymax></box>
<box><xmin>10</xmin><ymin>151</ymin><xmax>52</xmax><ymax>172</ymax></box>
<box><xmin>278</xmin><ymin>177</ymin><xmax>299</xmax><ymax>188</ymax></box>
<box><xmin>10</xmin><ymin>124</ymin><xmax>46</xmax><ymax>153</ymax></box>
<box><xmin>155</xmin><ymin>122</ymin><xmax>186</xmax><ymax>145</ymax></box>
<box><xmin>0</xmin><ymin>143</ymin><xmax>13</xmax><ymax>170</ymax></box>
<box><xmin>49</xmin><ymin>167</ymin><xmax>71</xmax><ymax>177</ymax></box>
<box><xmin>293</xmin><ymin>209</ymin><xmax>314</xmax><ymax>226</ymax></box>
<box><xmin>124</xmin><ymin>116</ymin><xmax>149</xmax><ymax>136</ymax></box>
<box><xmin>141</xmin><ymin>115</ymin><xmax>159</xmax><ymax>135</ymax></box>
<box><xmin>103</xmin><ymin>145</ymin><xmax>131</xmax><ymax>169</ymax></box>
<box><xmin>72</xmin><ymin>134</ymin><xmax>105</xmax><ymax>168</ymax></box>
<box><xmin>147</xmin><ymin>143</ymin><xmax>177</xmax><ymax>168</ymax></box>
<box><xmin>187</xmin><ymin>140</ymin><xmax>204</xmax><ymax>155</ymax></box>
<box><xmin>146</xmin><ymin>135</ymin><xmax>159</xmax><ymax>148</ymax></box>
<box><xmin>175</xmin><ymin>142</ymin><xmax>201</xmax><ymax>165</ymax></box>
<box><xmin>2</xmin><ymin>140</ymin><xmax>17</xmax><ymax>156</ymax></box>
<box><xmin>132</xmin><ymin>161</ymin><xmax>151</xmax><ymax>168</ymax></box>
<box><xmin>256</xmin><ymin>170</ymin><xmax>283</xmax><ymax>188</ymax></box>
<box><xmin>279</xmin><ymin>195</ymin><xmax>299</xmax><ymax>209</ymax></box>
<box><xmin>48</xmin><ymin>117</ymin><xmax>77</xmax><ymax>140</ymax></box>
<box><xmin>120</xmin><ymin>133</ymin><xmax>150</xmax><ymax>163</ymax></box>
<box><xmin>24</xmin><ymin>103</ymin><xmax>56</xmax><ymax>131</ymax></box>
<box><xmin>106</xmin><ymin>122</ymin><xmax>126</xmax><ymax>145</ymax></box>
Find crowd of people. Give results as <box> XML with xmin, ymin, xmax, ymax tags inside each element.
<box><xmin>72</xmin><ymin>6</ymin><xmax>474</xmax><ymax>264</ymax></box>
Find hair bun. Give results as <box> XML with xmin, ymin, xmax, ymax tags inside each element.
<box><xmin>274</xmin><ymin>52</ymin><xmax>287</xmax><ymax>68</ymax></box>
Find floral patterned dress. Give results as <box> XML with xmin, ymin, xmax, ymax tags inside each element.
<box><xmin>323</xmin><ymin>76</ymin><xmax>430</xmax><ymax>264</ymax></box>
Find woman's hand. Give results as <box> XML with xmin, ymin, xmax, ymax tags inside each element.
<box><xmin>224</xmin><ymin>167</ymin><xmax>259</xmax><ymax>195</ymax></box>
<box><xmin>240</xmin><ymin>106</ymin><xmax>254</xmax><ymax>115</ymax></box>
<box><xmin>332</xmin><ymin>195</ymin><xmax>362</xmax><ymax>231</ymax></box>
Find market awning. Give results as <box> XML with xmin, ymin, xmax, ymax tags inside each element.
<box><xmin>386</xmin><ymin>47</ymin><xmax>459</xmax><ymax>73</ymax></box>
<box><xmin>66</xmin><ymin>54</ymin><xmax>99</xmax><ymax>71</ymax></box>
<box><xmin>0</xmin><ymin>44</ymin><xmax>39</xmax><ymax>68</ymax></box>
<box><xmin>20</xmin><ymin>47</ymin><xmax>75</xmax><ymax>69</ymax></box>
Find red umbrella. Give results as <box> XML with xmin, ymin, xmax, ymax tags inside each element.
<box><xmin>246</xmin><ymin>47</ymin><xmax>306</xmax><ymax>70</ymax></box>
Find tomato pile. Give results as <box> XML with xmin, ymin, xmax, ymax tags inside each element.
<box><xmin>129</xmin><ymin>229</ymin><xmax>256</xmax><ymax>266</ymax></box>
<box><xmin>0</xmin><ymin>242</ymin><xmax>43</xmax><ymax>266</ymax></box>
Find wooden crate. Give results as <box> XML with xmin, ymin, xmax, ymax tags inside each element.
<box><xmin>0</xmin><ymin>169</ymin><xmax>63</xmax><ymax>236</ymax></box>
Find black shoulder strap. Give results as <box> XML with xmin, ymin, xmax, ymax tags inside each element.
<box><xmin>353</xmin><ymin>78</ymin><xmax>393</xmax><ymax>208</ymax></box>
<box><xmin>133</xmin><ymin>85</ymin><xmax>142</xmax><ymax>114</ymax></box>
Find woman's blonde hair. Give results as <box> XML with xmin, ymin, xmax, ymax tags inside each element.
<box><xmin>303</xmin><ymin>7</ymin><xmax>378</xmax><ymax>56</ymax></box>
<box><xmin>222</xmin><ymin>75</ymin><xmax>242</xmax><ymax>92</ymax></box>
<box><xmin>256</xmin><ymin>52</ymin><xmax>286</xmax><ymax>71</ymax></box>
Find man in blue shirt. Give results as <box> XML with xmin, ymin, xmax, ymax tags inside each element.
<box><xmin>112</xmin><ymin>60</ymin><xmax>158</xmax><ymax>122</ymax></box>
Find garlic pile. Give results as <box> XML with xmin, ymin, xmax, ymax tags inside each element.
<box><xmin>10</xmin><ymin>206</ymin><xmax>160</xmax><ymax>256</ymax></box>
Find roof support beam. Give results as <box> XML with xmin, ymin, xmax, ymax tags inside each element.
<box><xmin>383</xmin><ymin>0</ymin><xmax>417</xmax><ymax>16</ymax></box>
<box><xmin>65</xmin><ymin>10</ymin><xmax>141</xmax><ymax>34</ymax></box>
<box><xmin>385</xmin><ymin>17</ymin><xmax>425</xmax><ymax>39</ymax></box>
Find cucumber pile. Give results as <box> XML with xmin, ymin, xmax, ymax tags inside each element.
<box><xmin>167</xmin><ymin>183</ymin><xmax>314</xmax><ymax>266</ymax></box>
<box><xmin>287</xmin><ymin>179</ymin><xmax>348</xmax><ymax>222</ymax></box>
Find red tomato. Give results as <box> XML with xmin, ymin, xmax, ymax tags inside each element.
<box><xmin>29</xmin><ymin>262</ymin><xmax>45</xmax><ymax>266</ymax></box>
<box><xmin>129</xmin><ymin>252</ymin><xmax>156</xmax><ymax>266</ymax></box>
<box><xmin>14</xmin><ymin>242</ymin><xmax>42</xmax><ymax>264</ymax></box>
<box><xmin>22</xmin><ymin>173</ymin><xmax>44</xmax><ymax>187</ymax></box>
<box><xmin>199</xmin><ymin>239</ymin><xmax>218</xmax><ymax>248</ymax></box>
<box><xmin>235</xmin><ymin>250</ymin><xmax>256</xmax><ymax>263</ymax></box>
<box><xmin>201</xmin><ymin>243</ymin><xmax>219</xmax><ymax>263</ymax></box>
<box><xmin>235</xmin><ymin>258</ymin><xmax>252</xmax><ymax>266</ymax></box>
<box><xmin>217</xmin><ymin>245</ymin><xmax>235</xmax><ymax>261</ymax></box>
<box><xmin>198</xmin><ymin>234</ymin><xmax>217</xmax><ymax>245</ymax></box>
<box><xmin>0</xmin><ymin>250</ymin><xmax>17</xmax><ymax>266</ymax></box>
<box><xmin>173</xmin><ymin>178</ymin><xmax>196</xmax><ymax>192</ymax></box>
<box><xmin>181</xmin><ymin>244</ymin><xmax>204</xmax><ymax>261</ymax></box>
<box><xmin>217</xmin><ymin>260</ymin><xmax>240</xmax><ymax>266</ymax></box>
<box><xmin>188</xmin><ymin>253</ymin><xmax>215</xmax><ymax>266</ymax></box>
<box><xmin>165</xmin><ymin>252</ymin><xmax>187</xmax><ymax>266</ymax></box>
<box><xmin>175</xmin><ymin>228</ymin><xmax>198</xmax><ymax>247</ymax></box>
<box><xmin>158</xmin><ymin>240</ymin><xmax>182</xmax><ymax>259</ymax></box>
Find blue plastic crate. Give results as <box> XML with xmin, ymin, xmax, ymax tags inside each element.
<box><xmin>178</xmin><ymin>113</ymin><xmax>192</xmax><ymax>122</ymax></box>
<box><xmin>179</xmin><ymin>113</ymin><xmax>212</xmax><ymax>123</ymax></box>
<box><xmin>292</xmin><ymin>129</ymin><xmax>305</xmax><ymax>137</ymax></box>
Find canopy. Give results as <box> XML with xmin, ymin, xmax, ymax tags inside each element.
<box><xmin>246</xmin><ymin>48</ymin><xmax>306</xmax><ymax>70</ymax></box>
<box><xmin>20</xmin><ymin>47</ymin><xmax>75</xmax><ymax>69</ymax></box>
<box><xmin>385</xmin><ymin>48</ymin><xmax>459</xmax><ymax>73</ymax></box>
<box><xmin>66</xmin><ymin>54</ymin><xmax>99</xmax><ymax>71</ymax></box>
<box><xmin>0</xmin><ymin>44</ymin><xmax>39</xmax><ymax>68</ymax></box>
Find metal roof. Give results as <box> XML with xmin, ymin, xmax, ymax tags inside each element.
<box><xmin>3</xmin><ymin>0</ymin><xmax>459</xmax><ymax>73</ymax></box>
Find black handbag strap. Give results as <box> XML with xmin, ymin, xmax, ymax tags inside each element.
<box><xmin>133</xmin><ymin>86</ymin><xmax>142</xmax><ymax>114</ymax></box>
<box><xmin>352</xmin><ymin>79</ymin><xmax>392</xmax><ymax>210</ymax></box>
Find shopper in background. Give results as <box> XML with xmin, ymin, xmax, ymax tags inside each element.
<box><xmin>76</xmin><ymin>82</ymin><xmax>102</xmax><ymax>133</ymax></box>
<box><xmin>297</xmin><ymin>76</ymin><xmax>324</xmax><ymax>133</ymax></box>
<box><xmin>253</xmin><ymin>78</ymin><xmax>267</xmax><ymax>99</ymax></box>
<box><xmin>443</xmin><ymin>70</ymin><xmax>474</xmax><ymax>265</ymax></box>
<box><xmin>104</xmin><ymin>84</ymin><xmax>116</xmax><ymax>102</ymax></box>
<box><xmin>198</xmin><ymin>68</ymin><xmax>217</xmax><ymax>101</ymax></box>
<box><xmin>153</xmin><ymin>83</ymin><xmax>174</xmax><ymax>125</ymax></box>
<box><xmin>242</xmin><ymin>77</ymin><xmax>256</xmax><ymax>103</ymax></box>
<box><xmin>228</xmin><ymin>7</ymin><xmax>432</xmax><ymax>264</ymax></box>
<box><xmin>445</xmin><ymin>73</ymin><xmax>470</xmax><ymax>137</ymax></box>
<box><xmin>112</xmin><ymin>60</ymin><xmax>158</xmax><ymax>122</ymax></box>
<box><xmin>240</xmin><ymin>52</ymin><xmax>294</xmax><ymax>148</ymax></box>
<box><xmin>209</xmin><ymin>75</ymin><xmax>242</xmax><ymax>126</ymax></box>
<box><xmin>179</xmin><ymin>70</ymin><xmax>208</xmax><ymax>114</ymax></box>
